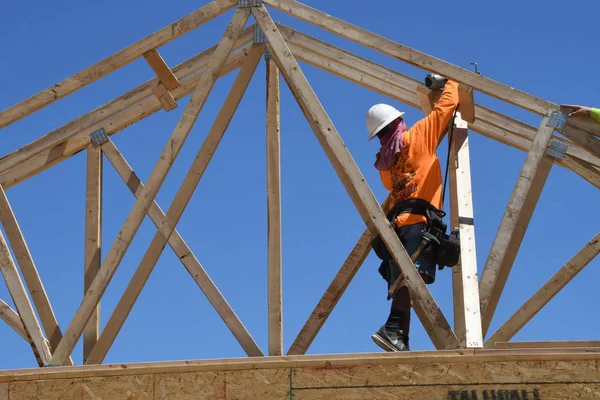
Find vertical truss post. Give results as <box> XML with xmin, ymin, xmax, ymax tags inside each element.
<box><xmin>83</xmin><ymin>140</ymin><xmax>103</xmax><ymax>363</ymax></box>
<box><xmin>448</xmin><ymin>115</ymin><xmax>483</xmax><ymax>348</ymax></box>
<box><xmin>49</xmin><ymin>8</ymin><xmax>252</xmax><ymax>366</ymax></box>
<box><xmin>252</xmin><ymin>5</ymin><xmax>458</xmax><ymax>349</ymax></box>
<box><xmin>479</xmin><ymin>111</ymin><xmax>557</xmax><ymax>336</ymax></box>
<box><xmin>266</xmin><ymin>51</ymin><xmax>283</xmax><ymax>356</ymax></box>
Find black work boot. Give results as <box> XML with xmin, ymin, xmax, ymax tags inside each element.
<box><xmin>371</xmin><ymin>326</ymin><xmax>409</xmax><ymax>352</ymax></box>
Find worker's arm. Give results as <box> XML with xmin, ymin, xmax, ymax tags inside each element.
<box><xmin>561</xmin><ymin>104</ymin><xmax>600</xmax><ymax>122</ymax></box>
<box><xmin>410</xmin><ymin>80</ymin><xmax>460</xmax><ymax>153</ymax></box>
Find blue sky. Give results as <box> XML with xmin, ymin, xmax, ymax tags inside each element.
<box><xmin>0</xmin><ymin>0</ymin><xmax>598</xmax><ymax>369</ymax></box>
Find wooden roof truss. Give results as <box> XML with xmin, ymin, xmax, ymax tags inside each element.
<box><xmin>0</xmin><ymin>0</ymin><xmax>598</xmax><ymax>367</ymax></box>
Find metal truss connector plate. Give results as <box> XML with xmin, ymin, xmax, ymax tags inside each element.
<box><xmin>90</xmin><ymin>128</ymin><xmax>109</xmax><ymax>146</ymax></box>
<box><xmin>253</xmin><ymin>25</ymin><xmax>267</xmax><ymax>44</ymax></box>
<box><xmin>264</xmin><ymin>47</ymin><xmax>272</xmax><ymax>60</ymax></box>
<box><xmin>546</xmin><ymin>110</ymin><xmax>568</xmax><ymax>130</ymax></box>
<box><xmin>239</xmin><ymin>0</ymin><xmax>262</xmax><ymax>7</ymax></box>
<box><xmin>547</xmin><ymin>139</ymin><xmax>568</xmax><ymax>160</ymax></box>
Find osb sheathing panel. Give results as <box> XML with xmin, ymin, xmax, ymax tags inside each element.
<box><xmin>224</xmin><ymin>369</ymin><xmax>289</xmax><ymax>400</ymax></box>
<box><xmin>3</xmin><ymin>358</ymin><xmax>600</xmax><ymax>399</ymax></box>
<box><xmin>292</xmin><ymin>360</ymin><xmax>600</xmax><ymax>388</ymax></box>
<box><xmin>293</xmin><ymin>384</ymin><xmax>600</xmax><ymax>400</ymax></box>
<box><xmin>9</xmin><ymin>379</ymin><xmax>82</xmax><ymax>400</ymax></box>
<box><xmin>154</xmin><ymin>371</ymin><xmax>225</xmax><ymax>400</ymax></box>
<box><xmin>82</xmin><ymin>374</ymin><xmax>153</xmax><ymax>399</ymax></box>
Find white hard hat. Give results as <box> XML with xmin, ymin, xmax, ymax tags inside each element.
<box><xmin>366</xmin><ymin>104</ymin><xmax>405</xmax><ymax>141</ymax></box>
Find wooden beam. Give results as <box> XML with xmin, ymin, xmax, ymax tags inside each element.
<box><xmin>0</xmin><ymin>348</ymin><xmax>600</xmax><ymax>384</ymax></box>
<box><xmin>97</xmin><ymin>139</ymin><xmax>263</xmax><ymax>361</ymax></box>
<box><xmin>0</xmin><ymin>47</ymin><xmax>250</xmax><ymax>191</ymax></box>
<box><xmin>143</xmin><ymin>49</ymin><xmax>180</xmax><ymax>91</ymax></box>
<box><xmin>479</xmin><ymin>115</ymin><xmax>557</xmax><ymax>337</ymax></box>
<box><xmin>458</xmin><ymin>85</ymin><xmax>475</xmax><ymax>123</ymax></box>
<box><xmin>447</xmin><ymin>124</ymin><xmax>465</xmax><ymax>348</ymax></box>
<box><xmin>0</xmin><ymin>215</ymin><xmax>52</xmax><ymax>366</ymax></box>
<box><xmin>485</xmin><ymin>232</ymin><xmax>600</xmax><ymax>347</ymax></box>
<box><xmin>415</xmin><ymin>86</ymin><xmax>435</xmax><ymax>114</ymax></box>
<box><xmin>276</xmin><ymin>24</ymin><xmax>600</xmax><ymax>171</ymax></box>
<box><xmin>152</xmin><ymin>83</ymin><xmax>178</xmax><ymax>112</ymax></box>
<box><xmin>3</xmin><ymin>352</ymin><xmax>600</xmax><ymax>399</ymax></box>
<box><xmin>83</xmin><ymin>145</ymin><xmax>102</xmax><ymax>363</ymax></box>
<box><xmin>561</xmin><ymin>120</ymin><xmax>600</xmax><ymax>159</ymax></box>
<box><xmin>0</xmin><ymin>184</ymin><xmax>72</xmax><ymax>365</ymax></box>
<box><xmin>266</xmin><ymin>55</ymin><xmax>283</xmax><ymax>356</ymax></box>
<box><xmin>253</xmin><ymin>6</ymin><xmax>458</xmax><ymax>349</ymax></box>
<box><xmin>49</xmin><ymin>8</ymin><xmax>252</xmax><ymax>366</ymax></box>
<box><xmin>447</xmin><ymin>116</ymin><xmax>483</xmax><ymax>349</ymax></box>
<box><xmin>0</xmin><ymin>0</ymin><xmax>237</xmax><ymax>129</ymax></box>
<box><xmin>85</xmin><ymin>43</ymin><xmax>264</xmax><ymax>365</ymax></box>
<box><xmin>0</xmin><ymin>26</ymin><xmax>254</xmax><ymax>179</ymax></box>
<box><xmin>287</xmin><ymin>197</ymin><xmax>391</xmax><ymax>356</ymax></box>
<box><xmin>561</xmin><ymin>157</ymin><xmax>600</xmax><ymax>189</ymax></box>
<box><xmin>0</xmin><ymin>298</ymin><xmax>28</xmax><ymax>341</ymax></box>
<box><xmin>264</xmin><ymin>0</ymin><xmax>555</xmax><ymax>115</ymax></box>
<box><xmin>494</xmin><ymin>341</ymin><xmax>600</xmax><ymax>349</ymax></box>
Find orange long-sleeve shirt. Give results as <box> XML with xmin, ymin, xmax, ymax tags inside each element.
<box><xmin>379</xmin><ymin>80</ymin><xmax>460</xmax><ymax>227</ymax></box>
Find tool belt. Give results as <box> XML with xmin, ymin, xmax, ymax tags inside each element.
<box><xmin>370</xmin><ymin>198</ymin><xmax>460</xmax><ymax>269</ymax></box>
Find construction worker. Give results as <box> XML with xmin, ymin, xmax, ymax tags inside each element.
<box><xmin>366</xmin><ymin>78</ymin><xmax>460</xmax><ymax>352</ymax></box>
<box><xmin>561</xmin><ymin>105</ymin><xmax>600</xmax><ymax>122</ymax></box>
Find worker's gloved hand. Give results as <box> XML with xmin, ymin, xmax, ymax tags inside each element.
<box><xmin>561</xmin><ymin>104</ymin><xmax>591</xmax><ymax>118</ymax></box>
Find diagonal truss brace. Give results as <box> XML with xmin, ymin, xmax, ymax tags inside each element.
<box><xmin>253</xmin><ymin>5</ymin><xmax>458</xmax><ymax>349</ymax></box>
<box><xmin>49</xmin><ymin>8</ymin><xmax>253</xmax><ymax>366</ymax></box>
<box><xmin>84</xmin><ymin>43</ymin><xmax>266</xmax><ymax>364</ymax></box>
<box><xmin>485</xmin><ymin>232</ymin><xmax>600</xmax><ymax>347</ymax></box>
<box><xmin>94</xmin><ymin>138</ymin><xmax>263</xmax><ymax>362</ymax></box>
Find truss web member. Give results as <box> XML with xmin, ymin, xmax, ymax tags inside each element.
<box><xmin>561</xmin><ymin>104</ymin><xmax>600</xmax><ymax>122</ymax></box>
<box><xmin>366</xmin><ymin>78</ymin><xmax>459</xmax><ymax>352</ymax></box>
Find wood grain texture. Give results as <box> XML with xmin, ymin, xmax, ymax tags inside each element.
<box><xmin>266</xmin><ymin>56</ymin><xmax>283</xmax><ymax>356</ymax></box>
<box><xmin>152</xmin><ymin>83</ymin><xmax>178</xmax><ymax>111</ymax></box>
<box><xmin>83</xmin><ymin>146</ymin><xmax>102</xmax><ymax>363</ymax></box>
<box><xmin>84</xmin><ymin>43</ymin><xmax>264</xmax><ymax>365</ymax></box>
<box><xmin>0</xmin><ymin>0</ymin><xmax>237</xmax><ymax>129</ymax></box>
<box><xmin>2</xmin><ymin>352</ymin><xmax>599</xmax><ymax>399</ymax></box>
<box><xmin>448</xmin><ymin>121</ymin><xmax>483</xmax><ymax>349</ymax></box>
<box><xmin>254</xmin><ymin>6</ymin><xmax>457</xmax><ymax>349</ymax></box>
<box><xmin>82</xmin><ymin>375</ymin><xmax>153</xmax><ymax>400</ymax></box>
<box><xmin>143</xmin><ymin>49</ymin><xmax>180</xmax><ymax>91</ymax></box>
<box><xmin>48</xmin><ymin>8</ymin><xmax>252</xmax><ymax>366</ymax></box>
<box><xmin>9</xmin><ymin>379</ymin><xmax>82</xmax><ymax>400</ymax></box>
